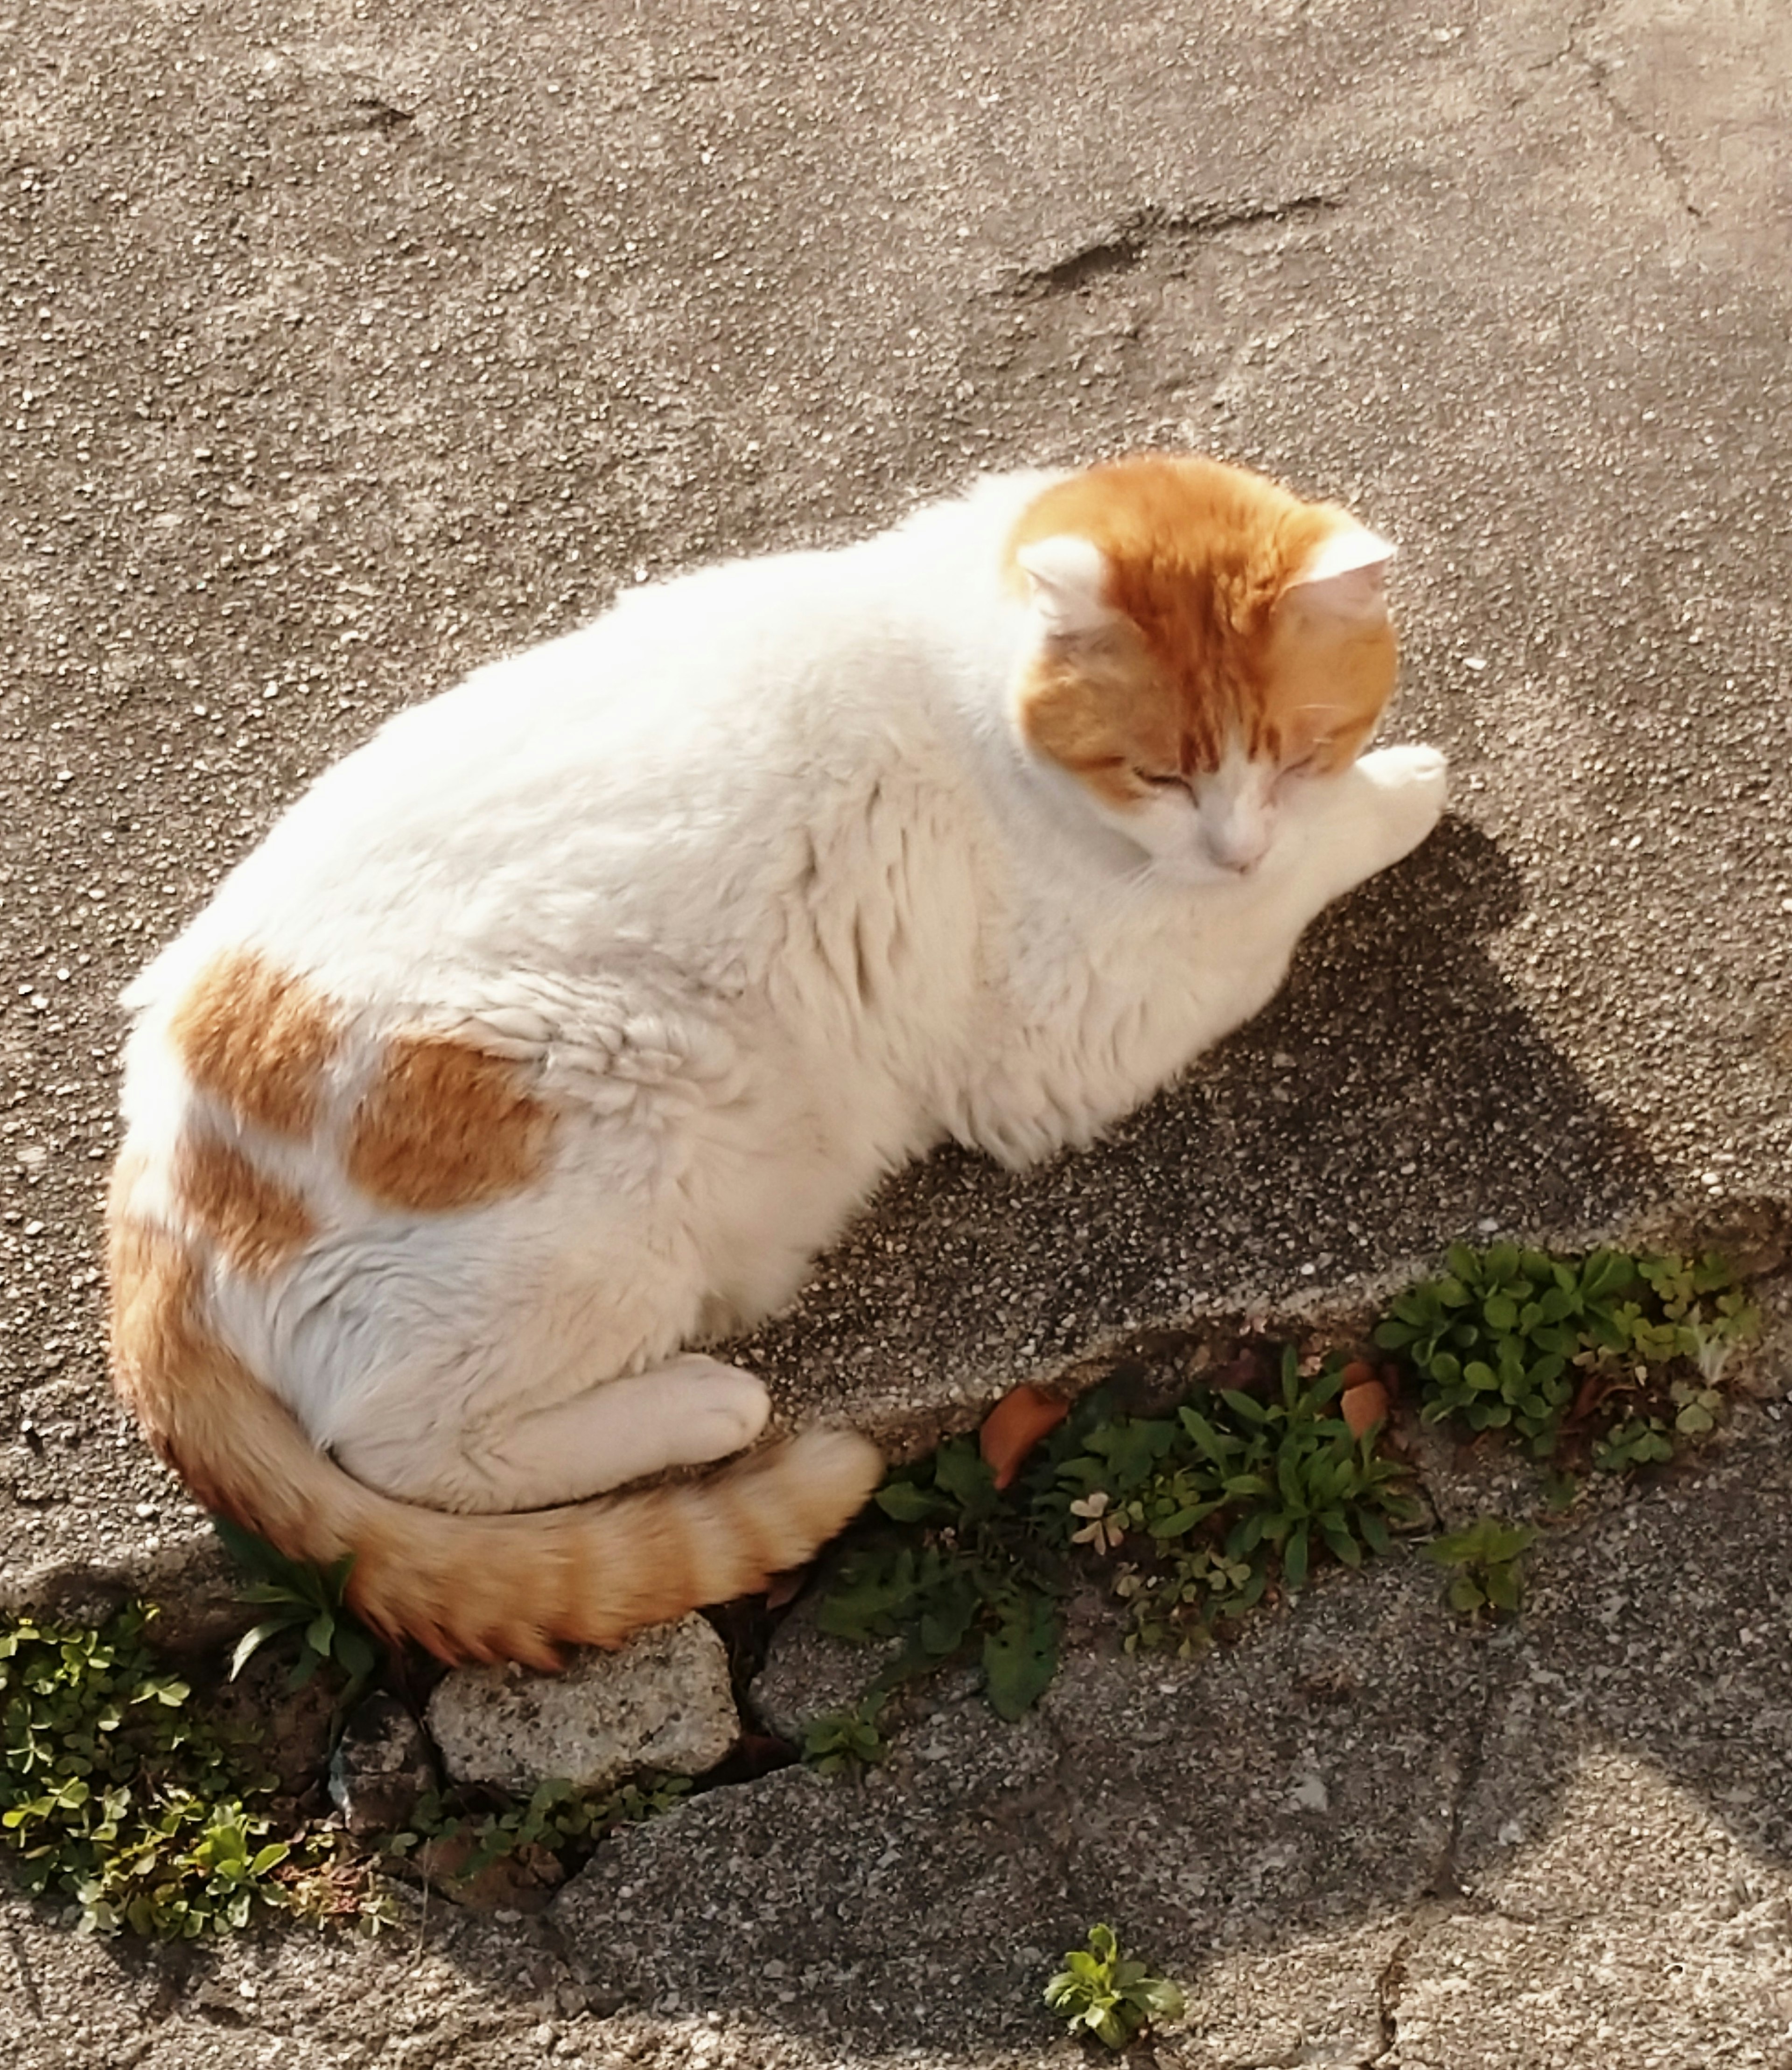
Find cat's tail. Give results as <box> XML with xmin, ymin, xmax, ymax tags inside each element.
<box><xmin>108</xmin><ymin>1206</ymin><xmax>884</xmax><ymax>1669</ymax></box>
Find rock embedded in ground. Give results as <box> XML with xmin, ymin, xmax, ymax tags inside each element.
<box><xmin>426</xmin><ymin>1613</ymin><xmax>740</xmax><ymax>1795</ymax></box>
<box><xmin>327</xmin><ymin>1693</ymin><xmax>439</xmax><ymax>1836</ymax></box>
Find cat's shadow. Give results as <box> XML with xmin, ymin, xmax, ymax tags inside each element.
<box><xmin>740</xmin><ymin>811</ymin><xmax>1672</xmax><ymax>1437</ymax></box>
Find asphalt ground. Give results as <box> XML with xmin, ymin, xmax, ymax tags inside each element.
<box><xmin>0</xmin><ymin>1</ymin><xmax>1787</xmax><ymax>2063</ymax></box>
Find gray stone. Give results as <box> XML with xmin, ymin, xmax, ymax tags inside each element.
<box><xmin>426</xmin><ymin>1615</ymin><xmax>740</xmax><ymax>1795</ymax></box>
<box><xmin>327</xmin><ymin>1694</ymin><xmax>438</xmax><ymax>1837</ymax></box>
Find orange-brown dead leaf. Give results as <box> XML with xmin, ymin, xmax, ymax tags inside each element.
<box><xmin>979</xmin><ymin>1383</ymin><xmax>1070</xmax><ymax>1490</ymax></box>
<box><xmin>1341</xmin><ymin>1379</ymin><xmax>1390</xmax><ymax>1442</ymax></box>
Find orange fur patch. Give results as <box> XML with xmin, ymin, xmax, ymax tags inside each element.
<box><xmin>1008</xmin><ymin>454</ymin><xmax>1395</xmax><ymax>788</ymax></box>
<box><xmin>346</xmin><ymin>1033</ymin><xmax>553</xmax><ymax>1213</ymax></box>
<box><xmin>106</xmin><ymin>1206</ymin><xmax>234</xmax><ymax>1515</ymax></box>
<box><xmin>175</xmin><ymin>1133</ymin><xmax>315</xmax><ymax>1279</ymax></box>
<box><xmin>169</xmin><ymin>952</ymin><xmax>342</xmax><ymax>1140</ymax></box>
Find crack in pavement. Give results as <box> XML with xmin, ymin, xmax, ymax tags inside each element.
<box><xmin>1344</xmin><ymin>1626</ymin><xmax>1526</xmax><ymax>2065</ymax></box>
<box><xmin>1552</xmin><ymin>2</ymin><xmax>1704</xmax><ymax>223</ymax></box>
<box><xmin>1366</xmin><ymin>1930</ymin><xmax>1410</xmax><ymax>2066</ymax></box>
<box><xmin>1008</xmin><ymin>193</ymin><xmax>1343</xmax><ymax>296</ymax></box>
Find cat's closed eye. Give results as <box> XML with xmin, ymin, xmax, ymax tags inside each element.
<box><xmin>1135</xmin><ymin>769</ymin><xmax>1191</xmax><ymax>792</ymax></box>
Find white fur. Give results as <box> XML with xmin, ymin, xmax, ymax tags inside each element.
<box><xmin>119</xmin><ymin>471</ymin><xmax>1446</xmax><ymax>1513</ymax></box>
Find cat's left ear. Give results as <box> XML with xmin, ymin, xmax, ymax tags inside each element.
<box><xmin>1283</xmin><ymin>525</ymin><xmax>1396</xmax><ymax>621</ymax></box>
<box><xmin>1015</xmin><ymin>535</ymin><xmax>1112</xmax><ymax>637</ymax></box>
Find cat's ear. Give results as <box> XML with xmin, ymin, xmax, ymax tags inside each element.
<box><xmin>1283</xmin><ymin>525</ymin><xmax>1396</xmax><ymax>621</ymax></box>
<box><xmin>1015</xmin><ymin>535</ymin><xmax>1112</xmax><ymax>637</ymax></box>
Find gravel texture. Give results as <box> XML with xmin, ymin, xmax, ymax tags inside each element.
<box><xmin>0</xmin><ymin>0</ymin><xmax>1787</xmax><ymax>2063</ymax></box>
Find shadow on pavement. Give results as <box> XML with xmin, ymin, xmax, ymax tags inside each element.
<box><xmin>746</xmin><ymin>811</ymin><xmax>1673</xmax><ymax>1431</ymax></box>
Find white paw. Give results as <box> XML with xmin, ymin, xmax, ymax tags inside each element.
<box><xmin>1354</xmin><ymin>743</ymin><xmax>1449</xmax><ymax>857</ymax></box>
<box><xmin>673</xmin><ymin>1364</ymin><xmax>772</xmax><ymax>1462</ymax></box>
<box><xmin>1357</xmin><ymin>742</ymin><xmax>1449</xmax><ymax>803</ymax></box>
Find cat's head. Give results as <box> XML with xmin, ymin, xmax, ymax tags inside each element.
<box><xmin>1006</xmin><ymin>454</ymin><xmax>1397</xmax><ymax>881</ymax></box>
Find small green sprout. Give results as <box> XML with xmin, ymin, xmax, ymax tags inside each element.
<box><xmin>1375</xmin><ymin>1244</ymin><xmax>1626</xmax><ymax>1455</ymax></box>
<box><xmin>1378</xmin><ymin>1245</ymin><xmax>1757</xmax><ymax>1463</ymax></box>
<box><xmin>801</xmin><ymin>1692</ymin><xmax>889</xmax><ymax>1776</ymax></box>
<box><xmin>1669</xmin><ymin>1379</ymin><xmax>1725</xmax><ymax>1436</ymax></box>
<box><xmin>381</xmin><ymin>1774</ymin><xmax>690</xmax><ymax>1887</ymax></box>
<box><xmin>1424</xmin><ymin>1518</ymin><xmax>1538</xmax><ymax>1618</ymax></box>
<box><xmin>1044</xmin><ymin>1923</ymin><xmax>1185</xmax><ymax>2049</ymax></box>
<box><xmin>817</xmin><ymin>1436</ymin><xmax>1067</xmax><ymax>1720</ymax></box>
<box><xmin>214</xmin><ymin>1519</ymin><xmax>383</xmax><ymax>1705</ymax></box>
<box><xmin>1542</xmin><ymin>1469</ymin><xmax>1580</xmax><ymax>1513</ymax></box>
<box><xmin>1592</xmin><ymin>1416</ymin><xmax>1675</xmax><ymax>1473</ymax></box>
<box><xmin>1049</xmin><ymin>1350</ymin><xmax>1421</xmax><ymax>1653</ymax></box>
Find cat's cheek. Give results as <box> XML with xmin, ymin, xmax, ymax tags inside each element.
<box><xmin>1129</xmin><ymin>792</ymin><xmax>1199</xmax><ymax>857</ymax></box>
<box><xmin>1134</xmin><ymin>802</ymin><xmax>1232</xmax><ymax>884</ymax></box>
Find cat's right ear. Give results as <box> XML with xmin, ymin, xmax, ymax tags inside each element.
<box><xmin>1015</xmin><ymin>535</ymin><xmax>1112</xmax><ymax>637</ymax></box>
<box><xmin>1282</xmin><ymin>525</ymin><xmax>1396</xmax><ymax>623</ymax></box>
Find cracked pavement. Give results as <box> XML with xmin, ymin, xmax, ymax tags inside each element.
<box><xmin>1</xmin><ymin>0</ymin><xmax>1788</xmax><ymax>2063</ymax></box>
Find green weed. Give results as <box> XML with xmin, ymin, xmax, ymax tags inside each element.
<box><xmin>1044</xmin><ymin>1923</ymin><xmax>1185</xmax><ymax>2049</ymax></box>
<box><xmin>1423</xmin><ymin>1518</ymin><xmax>1537</xmax><ymax>1618</ymax></box>
<box><xmin>214</xmin><ymin>1520</ymin><xmax>384</xmax><ymax>1710</ymax></box>
<box><xmin>0</xmin><ymin>1605</ymin><xmax>364</xmax><ymax>1937</ymax></box>
<box><xmin>1048</xmin><ymin>1350</ymin><xmax>1424</xmax><ymax>1656</ymax></box>
<box><xmin>815</xmin><ymin>1435</ymin><xmax>1071</xmax><ymax>1720</ymax></box>
<box><xmin>1592</xmin><ymin>1416</ymin><xmax>1674</xmax><ymax>1473</ymax></box>
<box><xmin>381</xmin><ymin>1773</ymin><xmax>690</xmax><ymax>1889</ymax></box>
<box><xmin>1376</xmin><ymin>1245</ymin><xmax>1756</xmax><ymax>1462</ymax></box>
<box><xmin>800</xmin><ymin>1692</ymin><xmax>889</xmax><ymax>1776</ymax></box>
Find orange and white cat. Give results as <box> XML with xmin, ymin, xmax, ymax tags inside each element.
<box><xmin>108</xmin><ymin>453</ymin><xmax>1446</xmax><ymax>1665</ymax></box>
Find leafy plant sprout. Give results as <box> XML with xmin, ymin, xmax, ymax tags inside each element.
<box><xmin>0</xmin><ymin>1605</ymin><xmax>370</xmax><ymax>1937</ymax></box>
<box><xmin>380</xmin><ymin>1774</ymin><xmax>691</xmax><ymax>1891</ymax></box>
<box><xmin>1423</xmin><ymin>1518</ymin><xmax>1538</xmax><ymax>1619</ymax></box>
<box><xmin>213</xmin><ymin>1518</ymin><xmax>384</xmax><ymax>1715</ymax></box>
<box><xmin>1041</xmin><ymin>1347</ymin><xmax>1424</xmax><ymax>1653</ymax></box>
<box><xmin>1044</xmin><ymin>1923</ymin><xmax>1185</xmax><ymax>2049</ymax></box>
<box><xmin>815</xmin><ymin>1434</ymin><xmax>1070</xmax><ymax>1720</ymax></box>
<box><xmin>800</xmin><ymin>1693</ymin><xmax>890</xmax><ymax>1776</ymax></box>
<box><xmin>1377</xmin><ymin>1244</ymin><xmax>1757</xmax><ymax>1464</ymax></box>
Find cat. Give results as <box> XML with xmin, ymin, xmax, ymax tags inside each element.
<box><xmin>107</xmin><ymin>451</ymin><xmax>1447</xmax><ymax>1667</ymax></box>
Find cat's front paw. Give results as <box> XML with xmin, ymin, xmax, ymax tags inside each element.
<box><xmin>1358</xmin><ymin>741</ymin><xmax>1449</xmax><ymax>801</ymax></box>
<box><xmin>1354</xmin><ymin>743</ymin><xmax>1449</xmax><ymax>859</ymax></box>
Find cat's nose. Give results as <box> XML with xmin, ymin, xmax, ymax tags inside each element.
<box><xmin>1204</xmin><ymin>821</ymin><xmax>1269</xmax><ymax>874</ymax></box>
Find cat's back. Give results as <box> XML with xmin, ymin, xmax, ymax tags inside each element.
<box><xmin>127</xmin><ymin>508</ymin><xmax>1020</xmax><ymax>1030</ymax></box>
